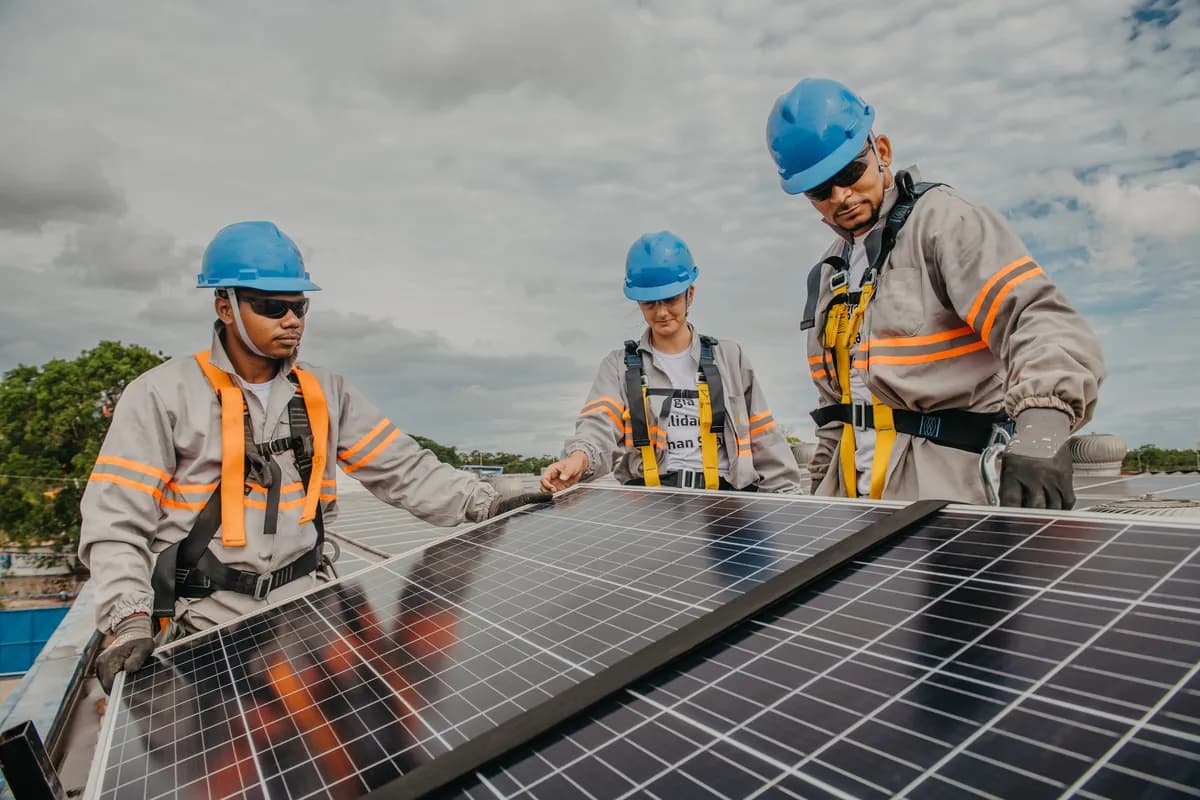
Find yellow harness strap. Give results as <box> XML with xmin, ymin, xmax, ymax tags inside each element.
<box><xmin>291</xmin><ymin>366</ymin><xmax>330</xmax><ymax>524</ymax></box>
<box><xmin>823</xmin><ymin>278</ymin><xmax>858</xmax><ymax>498</ymax></box>
<box><xmin>697</xmin><ymin>381</ymin><xmax>720</xmax><ymax>490</ymax></box>
<box><xmin>638</xmin><ymin>386</ymin><xmax>661</xmax><ymax>487</ymax></box>
<box><xmin>193</xmin><ymin>352</ymin><xmax>247</xmax><ymax>547</ymax></box>
<box><xmin>868</xmin><ymin>402</ymin><xmax>895</xmax><ymax>499</ymax></box>
<box><xmin>822</xmin><ymin>274</ymin><xmax>898</xmax><ymax>499</ymax></box>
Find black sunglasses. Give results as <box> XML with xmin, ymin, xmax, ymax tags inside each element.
<box><xmin>241</xmin><ymin>295</ymin><xmax>310</xmax><ymax>319</ymax></box>
<box><xmin>803</xmin><ymin>141</ymin><xmax>875</xmax><ymax>202</ymax></box>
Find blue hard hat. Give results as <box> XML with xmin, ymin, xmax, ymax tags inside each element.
<box><xmin>196</xmin><ymin>221</ymin><xmax>321</xmax><ymax>292</ymax></box>
<box><xmin>766</xmin><ymin>78</ymin><xmax>875</xmax><ymax>195</ymax></box>
<box><xmin>623</xmin><ymin>231</ymin><xmax>699</xmax><ymax>302</ymax></box>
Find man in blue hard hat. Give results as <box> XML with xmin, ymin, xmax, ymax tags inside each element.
<box><xmin>765</xmin><ymin>78</ymin><xmax>1105</xmax><ymax>508</ymax></box>
<box><xmin>78</xmin><ymin>220</ymin><xmax>551</xmax><ymax>693</ymax></box>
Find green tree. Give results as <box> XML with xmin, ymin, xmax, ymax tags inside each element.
<box><xmin>1122</xmin><ymin>445</ymin><xmax>1200</xmax><ymax>473</ymax></box>
<box><xmin>410</xmin><ymin>435</ymin><xmax>462</xmax><ymax>467</ymax></box>
<box><xmin>0</xmin><ymin>342</ymin><xmax>166</xmax><ymax>554</ymax></box>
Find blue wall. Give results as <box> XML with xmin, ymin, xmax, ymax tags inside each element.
<box><xmin>0</xmin><ymin>607</ymin><xmax>70</xmax><ymax>676</ymax></box>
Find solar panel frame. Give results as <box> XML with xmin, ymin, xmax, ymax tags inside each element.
<box><xmin>82</xmin><ymin>486</ymin><xmax>1200</xmax><ymax>800</ymax></box>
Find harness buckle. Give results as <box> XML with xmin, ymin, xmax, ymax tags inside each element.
<box><xmin>851</xmin><ymin>401</ymin><xmax>870</xmax><ymax>431</ymax></box>
<box><xmin>253</xmin><ymin>573</ymin><xmax>272</xmax><ymax>601</ymax></box>
<box><xmin>829</xmin><ymin>271</ymin><xmax>848</xmax><ymax>292</ymax></box>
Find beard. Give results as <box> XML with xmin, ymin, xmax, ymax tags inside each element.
<box><xmin>834</xmin><ymin>197</ymin><xmax>883</xmax><ymax>236</ymax></box>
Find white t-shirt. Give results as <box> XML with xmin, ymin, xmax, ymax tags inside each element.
<box><xmin>847</xmin><ymin>234</ymin><xmax>876</xmax><ymax>496</ymax></box>
<box><xmin>244</xmin><ymin>379</ymin><xmax>274</xmax><ymax>412</ymax></box>
<box><xmin>649</xmin><ymin>346</ymin><xmax>731</xmax><ymax>475</ymax></box>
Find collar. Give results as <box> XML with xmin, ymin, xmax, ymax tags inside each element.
<box><xmin>638</xmin><ymin>322</ymin><xmax>701</xmax><ymax>361</ymax></box>
<box><xmin>207</xmin><ymin>325</ymin><xmax>298</xmax><ymax>383</ymax></box>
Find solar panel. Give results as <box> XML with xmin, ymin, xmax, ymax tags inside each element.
<box><xmin>1073</xmin><ymin>474</ymin><xmax>1200</xmax><ymax>510</ymax></box>
<box><xmin>84</xmin><ymin>487</ymin><xmax>1200</xmax><ymax>800</ymax></box>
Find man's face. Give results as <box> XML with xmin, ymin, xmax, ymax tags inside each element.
<box><xmin>216</xmin><ymin>289</ymin><xmax>308</xmax><ymax>359</ymax></box>
<box><xmin>806</xmin><ymin>134</ymin><xmax>893</xmax><ymax>236</ymax></box>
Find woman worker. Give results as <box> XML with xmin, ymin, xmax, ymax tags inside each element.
<box><xmin>541</xmin><ymin>231</ymin><xmax>804</xmax><ymax>494</ymax></box>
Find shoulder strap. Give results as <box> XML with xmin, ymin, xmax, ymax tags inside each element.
<box><xmin>872</xmin><ymin>170</ymin><xmax>946</xmax><ymax>271</ymax></box>
<box><xmin>193</xmin><ymin>352</ymin><xmax>247</xmax><ymax>547</ymax></box>
<box><xmin>622</xmin><ymin>341</ymin><xmax>650</xmax><ymax>448</ymax></box>
<box><xmin>288</xmin><ymin>366</ymin><xmax>330</xmax><ymax>525</ymax></box>
<box><xmin>801</xmin><ymin>255</ymin><xmax>849</xmax><ymax>331</ymax></box>
<box><xmin>696</xmin><ymin>335</ymin><xmax>725</xmax><ymax>434</ymax></box>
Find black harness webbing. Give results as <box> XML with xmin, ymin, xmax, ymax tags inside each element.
<box><xmin>362</xmin><ymin>497</ymin><xmax>950</xmax><ymax>799</ymax></box>
<box><xmin>811</xmin><ymin>404</ymin><xmax>1014</xmax><ymax>454</ymax></box>
<box><xmin>622</xmin><ymin>341</ymin><xmax>650</xmax><ymax>449</ymax></box>
<box><xmin>623</xmin><ymin>335</ymin><xmax>726</xmax><ymax>443</ymax></box>
<box><xmin>151</xmin><ymin>372</ymin><xmax>326</xmax><ymax>621</ymax></box>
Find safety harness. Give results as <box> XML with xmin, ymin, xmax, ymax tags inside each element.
<box><xmin>803</xmin><ymin>171</ymin><xmax>1012</xmax><ymax>499</ymax></box>
<box><xmin>150</xmin><ymin>351</ymin><xmax>332</xmax><ymax>626</ymax></box>
<box><xmin>623</xmin><ymin>335</ymin><xmax>726</xmax><ymax>490</ymax></box>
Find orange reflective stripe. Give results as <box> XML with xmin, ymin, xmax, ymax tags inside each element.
<box><xmin>161</xmin><ymin>496</ymin><xmax>208</xmax><ymax>511</ymax></box>
<box><xmin>811</xmin><ymin>368</ymin><xmax>829</xmax><ymax>380</ymax></box>
<box><xmin>582</xmin><ymin>405</ymin><xmax>623</xmax><ymax>429</ymax></box>
<box><xmin>854</xmin><ymin>339</ymin><xmax>989</xmax><ymax>367</ymax></box>
<box><xmin>342</xmin><ymin>428</ymin><xmax>400</xmax><ymax>474</ymax></box>
<box><xmin>807</xmin><ymin>355</ymin><xmax>825</xmax><ymax>365</ymax></box>
<box><xmin>980</xmin><ymin>266</ymin><xmax>1044</xmax><ymax>343</ymax></box>
<box><xmin>966</xmin><ymin>257</ymin><xmax>1034</xmax><ymax>328</ymax></box>
<box><xmin>218</xmin><ymin>386</ymin><xmax>246</xmax><ymax>547</ymax></box>
<box><xmin>749</xmin><ymin>419</ymin><xmax>777</xmax><ymax>437</ymax></box>
<box><xmin>94</xmin><ymin>455</ymin><xmax>169</xmax><ymax>485</ymax></box>
<box><xmin>88</xmin><ymin>473</ymin><xmax>164</xmax><ymax>502</ymax></box>
<box><xmin>244</xmin><ymin>494</ymin><xmax>338</xmax><ymax>511</ymax></box>
<box><xmin>293</xmin><ymin>367</ymin><xmax>330</xmax><ymax>523</ymax></box>
<box><xmin>866</xmin><ymin>325</ymin><xmax>977</xmax><ymax>349</ymax></box>
<box><xmin>166</xmin><ymin>481</ymin><xmax>219</xmax><ymax>494</ymax></box>
<box><xmin>582</xmin><ymin>396</ymin><xmax>623</xmax><ymax>415</ymax></box>
<box><xmin>246</xmin><ymin>481</ymin><xmax>305</xmax><ymax>496</ymax></box>
<box><xmin>339</xmin><ymin>418</ymin><xmax>389</xmax><ymax>463</ymax></box>
<box><xmin>749</xmin><ymin>410</ymin><xmax>772</xmax><ymax>424</ymax></box>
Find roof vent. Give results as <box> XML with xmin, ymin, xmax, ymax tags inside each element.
<box><xmin>1089</xmin><ymin>494</ymin><xmax>1200</xmax><ymax>519</ymax></box>
<box><xmin>1070</xmin><ymin>433</ymin><xmax>1128</xmax><ymax>477</ymax></box>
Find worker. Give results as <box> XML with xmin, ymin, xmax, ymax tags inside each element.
<box><xmin>765</xmin><ymin>78</ymin><xmax>1104</xmax><ymax>507</ymax></box>
<box><xmin>541</xmin><ymin>231</ymin><xmax>804</xmax><ymax>494</ymax></box>
<box><xmin>80</xmin><ymin>220</ymin><xmax>550</xmax><ymax>693</ymax></box>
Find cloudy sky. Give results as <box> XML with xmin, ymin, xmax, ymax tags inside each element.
<box><xmin>1</xmin><ymin>0</ymin><xmax>1197</xmax><ymax>458</ymax></box>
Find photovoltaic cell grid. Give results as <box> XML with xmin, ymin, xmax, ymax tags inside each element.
<box><xmin>457</xmin><ymin>501</ymin><xmax>1200</xmax><ymax>800</ymax></box>
<box><xmin>93</xmin><ymin>487</ymin><xmax>892</xmax><ymax>799</ymax></box>
<box><xmin>327</xmin><ymin>490</ymin><xmax>471</xmax><ymax>559</ymax></box>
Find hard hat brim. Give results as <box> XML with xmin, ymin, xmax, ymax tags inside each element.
<box><xmin>779</xmin><ymin>110</ymin><xmax>875</xmax><ymax>196</ymax></box>
<box><xmin>197</xmin><ymin>276</ymin><xmax>322</xmax><ymax>292</ymax></box>
<box><xmin>623</xmin><ymin>276</ymin><xmax>695</xmax><ymax>302</ymax></box>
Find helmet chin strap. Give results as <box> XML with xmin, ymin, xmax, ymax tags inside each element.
<box><xmin>226</xmin><ymin>288</ymin><xmax>271</xmax><ymax>359</ymax></box>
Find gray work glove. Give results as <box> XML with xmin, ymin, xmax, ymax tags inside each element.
<box><xmin>97</xmin><ymin>614</ymin><xmax>155</xmax><ymax>694</ymax></box>
<box><xmin>487</xmin><ymin>483</ymin><xmax>554</xmax><ymax>518</ymax></box>
<box><xmin>1000</xmin><ymin>408</ymin><xmax>1075</xmax><ymax>510</ymax></box>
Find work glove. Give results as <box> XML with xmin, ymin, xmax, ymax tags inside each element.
<box><xmin>487</xmin><ymin>479</ymin><xmax>554</xmax><ymax>518</ymax></box>
<box><xmin>999</xmin><ymin>408</ymin><xmax>1075</xmax><ymax>510</ymax></box>
<box><xmin>97</xmin><ymin>614</ymin><xmax>155</xmax><ymax>694</ymax></box>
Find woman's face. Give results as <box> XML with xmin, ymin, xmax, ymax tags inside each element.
<box><xmin>637</xmin><ymin>287</ymin><xmax>692</xmax><ymax>339</ymax></box>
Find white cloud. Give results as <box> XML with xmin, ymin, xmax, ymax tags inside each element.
<box><xmin>0</xmin><ymin>0</ymin><xmax>1198</xmax><ymax>454</ymax></box>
